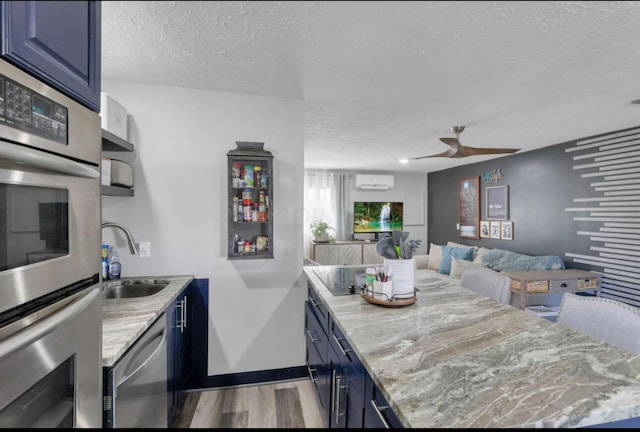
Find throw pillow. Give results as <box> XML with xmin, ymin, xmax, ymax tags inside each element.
<box><xmin>438</xmin><ymin>246</ymin><xmax>474</xmax><ymax>275</ymax></box>
<box><xmin>450</xmin><ymin>256</ymin><xmax>487</xmax><ymax>279</ymax></box>
<box><xmin>414</xmin><ymin>254</ymin><xmax>429</xmax><ymax>270</ymax></box>
<box><xmin>473</xmin><ymin>246</ymin><xmax>491</xmax><ymax>264</ymax></box>
<box><xmin>447</xmin><ymin>241</ymin><xmax>479</xmax><ymax>259</ymax></box>
<box><xmin>426</xmin><ymin>243</ymin><xmax>443</xmax><ymax>270</ymax></box>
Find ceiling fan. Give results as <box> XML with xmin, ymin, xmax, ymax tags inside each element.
<box><xmin>410</xmin><ymin>126</ymin><xmax>521</xmax><ymax>159</ymax></box>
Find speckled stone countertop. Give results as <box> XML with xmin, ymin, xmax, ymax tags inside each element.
<box><xmin>102</xmin><ymin>275</ymin><xmax>194</xmax><ymax>368</ymax></box>
<box><xmin>304</xmin><ymin>266</ymin><xmax>640</xmax><ymax>428</ymax></box>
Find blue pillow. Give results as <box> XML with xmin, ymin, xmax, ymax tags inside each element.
<box><xmin>438</xmin><ymin>246</ymin><xmax>474</xmax><ymax>275</ymax></box>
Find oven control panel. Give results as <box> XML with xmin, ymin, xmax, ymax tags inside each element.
<box><xmin>0</xmin><ymin>73</ymin><xmax>68</xmax><ymax>144</ymax></box>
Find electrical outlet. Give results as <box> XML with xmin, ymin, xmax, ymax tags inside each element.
<box><xmin>139</xmin><ymin>241</ymin><xmax>151</xmax><ymax>258</ymax></box>
<box><xmin>456</xmin><ymin>223</ymin><xmax>460</xmax><ymax>230</ymax></box>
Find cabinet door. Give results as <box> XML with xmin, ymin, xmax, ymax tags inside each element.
<box><xmin>363</xmin><ymin>373</ymin><xmax>404</xmax><ymax>428</ymax></box>
<box><xmin>338</xmin><ymin>244</ymin><xmax>362</xmax><ymax>265</ymax></box>
<box><xmin>329</xmin><ymin>346</ymin><xmax>347</xmax><ymax>428</ymax></box>
<box><xmin>305</xmin><ymin>304</ymin><xmax>330</xmax><ymax>426</ymax></box>
<box><xmin>329</xmin><ymin>318</ymin><xmax>366</xmax><ymax>428</ymax></box>
<box><xmin>363</xmin><ymin>242</ymin><xmax>384</xmax><ymax>265</ymax></box>
<box><xmin>313</xmin><ymin>244</ymin><xmax>339</xmax><ymax>265</ymax></box>
<box><xmin>314</xmin><ymin>243</ymin><xmax>363</xmax><ymax>265</ymax></box>
<box><xmin>175</xmin><ymin>290</ymin><xmax>189</xmax><ymax>399</ymax></box>
<box><xmin>0</xmin><ymin>1</ymin><xmax>101</xmax><ymax>111</ymax></box>
<box><xmin>345</xmin><ymin>374</ymin><xmax>364</xmax><ymax>428</ymax></box>
<box><xmin>167</xmin><ymin>288</ymin><xmax>190</xmax><ymax>425</ymax></box>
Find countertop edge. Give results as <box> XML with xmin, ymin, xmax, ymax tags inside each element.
<box><xmin>102</xmin><ymin>274</ymin><xmax>195</xmax><ymax>368</ymax></box>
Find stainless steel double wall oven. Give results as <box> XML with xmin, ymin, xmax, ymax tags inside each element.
<box><xmin>0</xmin><ymin>60</ymin><xmax>102</xmax><ymax>427</ymax></box>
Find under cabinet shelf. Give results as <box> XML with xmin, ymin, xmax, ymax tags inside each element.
<box><xmin>101</xmin><ymin>129</ymin><xmax>135</xmax><ymax>197</ymax></box>
<box><xmin>102</xmin><ymin>129</ymin><xmax>134</xmax><ymax>152</ymax></box>
<box><xmin>101</xmin><ymin>185</ymin><xmax>134</xmax><ymax>197</ymax></box>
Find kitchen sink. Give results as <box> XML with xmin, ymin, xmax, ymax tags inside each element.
<box><xmin>102</xmin><ymin>278</ymin><xmax>170</xmax><ymax>299</ymax></box>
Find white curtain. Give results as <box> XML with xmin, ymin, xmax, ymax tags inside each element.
<box><xmin>304</xmin><ymin>171</ymin><xmax>338</xmax><ymax>259</ymax></box>
<box><xmin>304</xmin><ymin>171</ymin><xmax>352</xmax><ymax>260</ymax></box>
<box><xmin>335</xmin><ymin>173</ymin><xmax>350</xmax><ymax>241</ymax></box>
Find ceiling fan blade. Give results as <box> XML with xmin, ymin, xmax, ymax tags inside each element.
<box><xmin>410</xmin><ymin>137</ymin><xmax>460</xmax><ymax>159</ymax></box>
<box><xmin>439</xmin><ymin>137</ymin><xmax>460</xmax><ymax>146</ymax></box>
<box><xmin>410</xmin><ymin>148</ymin><xmax>458</xmax><ymax>159</ymax></box>
<box><xmin>457</xmin><ymin>146</ymin><xmax>521</xmax><ymax>157</ymax></box>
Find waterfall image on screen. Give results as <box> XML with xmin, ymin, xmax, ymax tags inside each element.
<box><xmin>354</xmin><ymin>201</ymin><xmax>403</xmax><ymax>234</ymax></box>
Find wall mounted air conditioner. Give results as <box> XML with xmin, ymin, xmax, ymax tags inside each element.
<box><xmin>355</xmin><ymin>174</ymin><xmax>394</xmax><ymax>190</ymax></box>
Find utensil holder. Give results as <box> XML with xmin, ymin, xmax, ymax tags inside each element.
<box><xmin>373</xmin><ymin>281</ymin><xmax>393</xmax><ymax>301</ymax></box>
<box><xmin>383</xmin><ymin>258</ymin><xmax>415</xmax><ymax>298</ymax></box>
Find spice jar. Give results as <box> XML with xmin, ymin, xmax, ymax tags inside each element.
<box><xmin>232</xmin><ymin>163</ymin><xmax>241</xmax><ymax>187</ymax></box>
<box><xmin>244</xmin><ymin>202</ymin><xmax>252</xmax><ymax>221</ymax></box>
<box><xmin>258</xmin><ymin>191</ymin><xmax>267</xmax><ymax>222</ymax></box>
<box><xmin>244</xmin><ymin>165</ymin><xmax>254</xmax><ymax>188</ymax></box>
<box><xmin>254</xmin><ymin>166</ymin><xmax>261</xmax><ymax>188</ymax></box>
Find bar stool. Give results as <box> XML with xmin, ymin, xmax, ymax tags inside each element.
<box><xmin>557</xmin><ymin>293</ymin><xmax>640</xmax><ymax>355</ymax></box>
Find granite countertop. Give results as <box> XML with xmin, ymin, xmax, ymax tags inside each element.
<box><xmin>102</xmin><ymin>274</ymin><xmax>194</xmax><ymax>368</ymax></box>
<box><xmin>304</xmin><ymin>266</ymin><xmax>640</xmax><ymax>428</ymax></box>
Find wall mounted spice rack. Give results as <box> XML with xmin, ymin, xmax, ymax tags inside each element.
<box><xmin>227</xmin><ymin>141</ymin><xmax>274</xmax><ymax>259</ymax></box>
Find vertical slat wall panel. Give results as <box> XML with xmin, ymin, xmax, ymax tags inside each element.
<box><xmin>566</xmin><ymin>127</ymin><xmax>640</xmax><ymax>306</ymax></box>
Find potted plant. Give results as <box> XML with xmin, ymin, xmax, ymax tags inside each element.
<box><xmin>309</xmin><ymin>220</ymin><xmax>335</xmax><ymax>243</ymax></box>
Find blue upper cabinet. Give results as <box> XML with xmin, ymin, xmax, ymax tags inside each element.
<box><xmin>0</xmin><ymin>1</ymin><xmax>101</xmax><ymax>112</ymax></box>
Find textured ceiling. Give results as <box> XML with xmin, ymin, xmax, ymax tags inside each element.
<box><xmin>102</xmin><ymin>1</ymin><xmax>640</xmax><ymax>173</ymax></box>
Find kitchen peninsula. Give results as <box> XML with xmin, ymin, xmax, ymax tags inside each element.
<box><xmin>304</xmin><ymin>266</ymin><xmax>640</xmax><ymax>428</ymax></box>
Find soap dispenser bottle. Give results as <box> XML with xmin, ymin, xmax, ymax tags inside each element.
<box><xmin>108</xmin><ymin>247</ymin><xmax>121</xmax><ymax>280</ymax></box>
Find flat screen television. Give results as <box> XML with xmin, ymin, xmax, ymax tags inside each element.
<box><xmin>353</xmin><ymin>201</ymin><xmax>403</xmax><ymax>234</ymax></box>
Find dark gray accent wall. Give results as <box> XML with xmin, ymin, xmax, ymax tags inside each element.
<box><xmin>427</xmin><ymin>126</ymin><xmax>640</xmax><ymax>268</ymax></box>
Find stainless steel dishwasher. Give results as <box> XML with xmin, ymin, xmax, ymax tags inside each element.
<box><xmin>111</xmin><ymin>314</ymin><xmax>168</xmax><ymax>428</ymax></box>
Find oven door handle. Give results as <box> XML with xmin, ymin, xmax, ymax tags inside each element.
<box><xmin>0</xmin><ymin>287</ymin><xmax>100</xmax><ymax>359</ymax></box>
<box><xmin>0</xmin><ymin>140</ymin><xmax>99</xmax><ymax>178</ymax></box>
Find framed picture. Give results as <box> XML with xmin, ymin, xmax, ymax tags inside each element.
<box><xmin>490</xmin><ymin>221</ymin><xmax>501</xmax><ymax>239</ymax></box>
<box><xmin>486</xmin><ymin>185</ymin><xmax>508</xmax><ymax>220</ymax></box>
<box><xmin>458</xmin><ymin>176</ymin><xmax>480</xmax><ymax>239</ymax></box>
<box><xmin>480</xmin><ymin>220</ymin><xmax>490</xmax><ymax>238</ymax></box>
<box><xmin>501</xmin><ymin>221</ymin><xmax>513</xmax><ymax>240</ymax></box>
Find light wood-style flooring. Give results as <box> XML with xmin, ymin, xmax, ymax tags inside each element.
<box><xmin>171</xmin><ymin>378</ymin><xmax>325</xmax><ymax>428</ymax></box>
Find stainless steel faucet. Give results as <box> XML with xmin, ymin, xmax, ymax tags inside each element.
<box><xmin>101</xmin><ymin>222</ymin><xmax>139</xmax><ymax>255</ymax></box>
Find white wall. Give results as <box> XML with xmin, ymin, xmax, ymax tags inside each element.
<box><xmin>101</xmin><ymin>81</ymin><xmax>305</xmax><ymax>376</ymax></box>
<box><xmin>347</xmin><ymin>171</ymin><xmax>429</xmax><ymax>254</ymax></box>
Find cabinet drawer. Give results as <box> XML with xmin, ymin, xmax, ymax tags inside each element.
<box><xmin>305</xmin><ymin>323</ymin><xmax>330</xmax><ymax>418</ymax></box>
<box><xmin>305</xmin><ymin>301</ymin><xmax>328</xmax><ymax>360</ymax></box>
<box><xmin>577</xmin><ymin>277</ymin><xmax>599</xmax><ymax>289</ymax></box>
<box><xmin>307</xmin><ymin>283</ymin><xmax>329</xmax><ymax>332</ymax></box>
<box><xmin>329</xmin><ymin>319</ymin><xmax>365</xmax><ymax>396</ymax></box>
<box><xmin>510</xmin><ymin>279</ymin><xmax>549</xmax><ymax>293</ymax></box>
<box><xmin>549</xmin><ymin>279</ymin><xmax>576</xmax><ymax>291</ymax></box>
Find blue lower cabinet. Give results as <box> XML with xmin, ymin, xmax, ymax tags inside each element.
<box><xmin>167</xmin><ymin>283</ymin><xmax>191</xmax><ymax>425</ymax></box>
<box><xmin>329</xmin><ymin>345</ymin><xmax>347</xmax><ymax>428</ymax></box>
<box><xmin>305</xmin><ymin>301</ymin><xmax>330</xmax><ymax>426</ymax></box>
<box><xmin>363</xmin><ymin>373</ymin><xmax>404</xmax><ymax>428</ymax></box>
<box><xmin>307</xmin><ymin>283</ymin><xmax>401</xmax><ymax>428</ymax></box>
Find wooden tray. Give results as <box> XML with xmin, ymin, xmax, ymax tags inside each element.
<box><xmin>361</xmin><ymin>294</ymin><xmax>416</xmax><ymax>308</ymax></box>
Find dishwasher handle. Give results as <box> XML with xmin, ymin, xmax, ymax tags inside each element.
<box><xmin>116</xmin><ymin>324</ymin><xmax>167</xmax><ymax>388</ymax></box>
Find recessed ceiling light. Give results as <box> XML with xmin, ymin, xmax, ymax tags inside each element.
<box><xmin>399</xmin><ymin>158</ymin><xmax>409</xmax><ymax>164</ymax></box>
